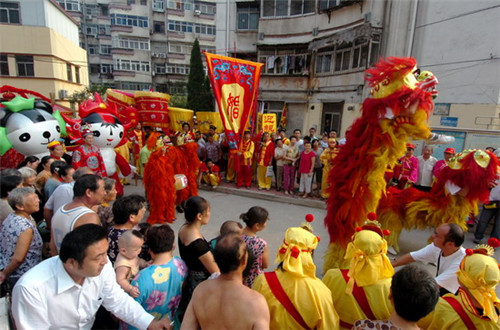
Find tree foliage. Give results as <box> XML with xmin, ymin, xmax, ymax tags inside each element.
<box><xmin>187</xmin><ymin>39</ymin><xmax>209</xmax><ymax>112</ymax></box>
<box><xmin>68</xmin><ymin>83</ymin><xmax>112</xmax><ymax>106</ymax></box>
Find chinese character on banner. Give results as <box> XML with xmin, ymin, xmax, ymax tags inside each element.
<box><xmin>205</xmin><ymin>53</ymin><xmax>263</xmax><ymax>150</ymax></box>
<box><xmin>262</xmin><ymin>113</ymin><xmax>276</xmax><ymax>133</ymax></box>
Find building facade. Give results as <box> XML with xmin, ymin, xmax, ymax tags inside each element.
<box><xmin>216</xmin><ymin>0</ymin><xmax>500</xmax><ymax>138</ymax></box>
<box><xmin>56</xmin><ymin>0</ymin><xmax>216</xmax><ymax>95</ymax></box>
<box><xmin>0</xmin><ymin>0</ymin><xmax>89</xmax><ymax>106</ymax></box>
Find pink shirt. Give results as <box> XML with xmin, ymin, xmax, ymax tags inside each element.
<box><xmin>298</xmin><ymin>151</ymin><xmax>315</xmax><ymax>174</ymax></box>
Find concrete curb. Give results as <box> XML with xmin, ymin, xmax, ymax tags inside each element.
<box><xmin>199</xmin><ymin>185</ymin><xmax>326</xmax><ymax>209</ymax></box>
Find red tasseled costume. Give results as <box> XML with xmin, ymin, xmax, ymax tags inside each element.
<box><xmin>143</xmin><ymin>147</ymin><xmax>177</xmax><ymax>224</ymax></box>
<box><xmin>324</xmin><ymin>57</ymin><xmax>433</xmax><ymax>249</ymax></box>
<box><xmin>178</xmin><ymin>142</ymin><xmax>200</xmax><ymax>199</ymax></box>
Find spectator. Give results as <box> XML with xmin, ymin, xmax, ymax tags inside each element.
<box><xmin>320</xmin><ymin>133</ymin><xmax>329</xmax><ymax>148</ymax></box>
<box><xmin>205</xmin><ymin>133</ymin><xmax>221</xmax><ymax>167</ymax></box>
<box><xmin>209</xmin><ymin>220</ymin><xmax>243</xmax><ymax>251</ymax></box>
<box><xmin>293</xmin><ymin>129</ymin><xmax>304</xmax><ymax>152</ymax></box>
<box><xmin>16</xmin><ymin>156</ymin><xmax>39</xmax><ymax>170</ymax></box>
<box><xmin>319</xmin><ymin>138</ymin><xmax>339</xmax><ymax>199</ymax></box>
<box><xmin>194</xmin><ymin>130</ymin><xmax>207</xmax><ymax>161</ymax></box>
<box><xmin>181</xmin><ymin>234</ymin><xmax>270</xmax><ymax>330</ymax></box>
<box><xmin>433</xmin><ymin>147</ymin><xmax>455</xmax><ymax>180</ymax></box>
<box><xmin>323</xmin><ymin>215</ymin><xmax>394</xmax><ymax>328</ymax></box>
<box><xmin>329</xmin><ymin>130</ymin><xmax>338</xmax><ymax>139</ymax></box>
<box><xmin>354</xmin><ymin>264</ymin><xmax>439</xmax><ymax>330</ymax></box>
<box><xmin>115</xmin><ymin>230</ymin><xmax>145</xmax><ymax>298</ymax></box>
<box><xmin>47</xmin><ymin>140</ymin><xmax>66</xmax><ymax>162</ymax></box>
<box><xmin>59</xmin><ymin>164</ymin><xmax>75</xmax><ymax>184</ymax></box>
<box><xmin>208</xmin><ymin>125</ymin><xmax>219</xmax><ymax>142</ymax></box>
<box><xmin>18</xmin><ymin>166</ymin><xmax>37</xmax><ymax>189</ymax></box>
<box><xmin>176</xmin><ymin>122</ymin><xmax>194</xmax><ymax>146</ymax></box>
<box><xmin>240</xmin><ymin>206</ymin><xmax>270</xmax><ymax>287</ymax></box>
<box><xmin>415</xmin><ymin>145</ymin><xmax>437</xmax><ymax>191</ymax></box>
<box><xmin>274</xmin><ymin>138</ymin><xmax>287</xmax><ymax>192</ymax></box>
<box><xmin>107</xmin><ymin>194</ymin><xmax>147</xmax><ymax>263</ymax></box>
<box><xmin>34</xmin><ymin>155</ymin><xmax>55</xmax><ymax>191</ymax></box>
<box><xmin>177</xmin><ymin>196</ymin><xmax>220</xmax><ymax>320</ymax></box>
<box><xmin>311</xmin><ymin>139</ymin><xmax>324</xmax><ymax>197</ymax></box>
<box><xmin>97</xmin><ymin>177</ymin><xmax>117</xmax><ymax>229</ymax></box>
<box><xmin>0</xmin><ymin>174</ymin><xmax>23</xmax><ymax>224</ymax></box>
<box><xmin>283</xmin><ymin>136</ymin><xmax>299</xmax><ymax>195</ymax></box>
<box><xmin>474</xmin><ymin>149</ymin><xmax>500</xmax><ymax>243</ymax></box>
<box><xmin>393</xmin><ymin>143</ymin><xmax>419</xmax><ymax>189</ymax></box>
<box><xmin>43</xmin><ymin>167</ymin><xmax>94</xmax><ymax>225</ymax></box>
<box><xmin>253</xmin><ymin>227</ymin><xmax>339</xmax><ymax>329</ymax></box>
<box><xmin>308</xmin><ymin>127</ymin><xmax>319</xmax><ymax>141</ymax></box>
<box><xmin>44</xmin><ymin>160</ymin><xmax>67</xmax><ymax>200</ymax></box>
<box><xmin>418</xmin><ymin>240</ymin><xmax>500</xmax><ymax>329</ymax></box>
<box><xmin>298</xmin><ymin>141</ymin><xmax>315</xmax><ymax>198</ymax></box>
<box><xmin>127</xmin><ymin>224</ymin><xmax>187</xmax><ymax>330</ymax></box>
<box><xmin>12</xmin><ymin>224</ymin><xmax>172</xmax><ymax>329</ymax></box>
<box><xmin>0</xmin><ymin>187</ymin><xmax>42</xmax><ymax>290</ymax></box>
<box><xmin>278</xmin><ymin>128</ymin><xmax>290</xmax><ymax>145</ymax></box>
<box><xmin>392</xmin><ymin>223</ymin><xmax>465</xmax><ymax>296</ymax></box>
<box><xmin>50</xmin><ymin>174</ymin><xmax>105</xmax><ymax>254</ymax></box>
<box><xmin>257</xmin><ymin>132</ymin><xmax>274</xmax><ymax>191</ymax></box>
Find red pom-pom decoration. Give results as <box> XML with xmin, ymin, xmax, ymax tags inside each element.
<box><xmin>316</xmin><ymin>236</ymin><xmax>321</xmax><ymax>242</ymax></box>
<box><xmin>487</xmin><ymin>237</ymin><xmax>500</xmax><ymax>248</ymax></box>
<box><xmin>305</xmin><ymin>214</ymin><xmax>314</xmax><ymax>222</ymax></box>
<box><xmin>279</xmin><ymin>247</ymin><xmax>287</xmax><ymax>255</ymax></box>
<box><xmin>291</xmin><ymin>246</ymin><xmax>300</xmax><ymax>258</ymax></box>
<box><xmin>367</xmin><ymin>212</ymin><xmax>377</xmax><ymax>220</ymax></box>
<box><xmin>383</xmin><ymin>229</ymin><xmax>391</xmax><ymax>236</ymax></box>
<box><xmin>356</xmin><ymin>227</ymin><xmax>362</xmax><ymax>232</ymax></box>
<box><xmin>465</xmin><ymin>249</ymin><xmax>474</xmax><ymax>256</ymax></box>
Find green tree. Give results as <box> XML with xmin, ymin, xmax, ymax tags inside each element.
<box><xmin>186</xmin><ymin>39</ymin><xmax>206</xmax><ymax>111</ymax></box>
<box><xmin>68</xmin><ymin>83</ymin><xmax>112</xmax><ymax>108</ymax></box>
<box><xmin>202</xmin><ymin>75</ymin><xmax>215</xmax><ymax>111</ymax></box>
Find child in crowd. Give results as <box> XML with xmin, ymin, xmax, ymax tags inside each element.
<box><xmin>115</xmin><ymin>230</ymin><xmax>145</xmax><ymax>298</ymax></box>
<box><xmin>209</xmin><ymin>220</ymin><xmax>243</xmax><ymax>251</ymax></box>
<box><xmin>137</xmin><ymin>222</ymin><xmax>152</xmax><ymax>262</ymax></box>
<box><xmin>107</xmin><ymin>194</ymin><xmax>147</xmax><ymax>263</ymax></box>
<box><xmin>240</xmin><ymin>206</ymin><xmax>270</xmax><ymax>287</ymax></box>
<box><xmin>199</xmin><ymin>159</ymin><xmax>221</xmax><ymax>188</ymax></box>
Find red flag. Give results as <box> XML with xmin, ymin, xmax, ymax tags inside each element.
<box><xmin>205</xmin><ymin>53</ymin><xmax>263</xmax><ymax>150</ymax></box>
<box><xmin>279</xmin><ymin>103</ymin><xmax>287</xmax><ymax>129</ymax></box>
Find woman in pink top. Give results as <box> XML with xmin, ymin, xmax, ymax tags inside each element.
<box><xmin>298</xmin><ymin>141</ymin><xmax>316</xmax><ymax>198</ymax></box>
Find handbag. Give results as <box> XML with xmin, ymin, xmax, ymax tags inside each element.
<box><xmin>265</xmin><ymin>166</ymin><xmax>274</xmax><ymax>178</ymax></box>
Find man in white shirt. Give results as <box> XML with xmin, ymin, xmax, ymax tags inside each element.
<box><xmin>12</xmin><ymin>224</ymin><xmax>171</xmax><ymax>330</ymax></box>
<box><xmin>415</xmin><ymin>146</ymin><xmax>437</xmax><ymax>191</ymax></box>
<box><xmin>43</xmin><ymin>166</ymin><xmax>94</xmax><ymax>224</ymax></box>
<box><xmin>293</xmin><ymin>129</ymin><xmax>304</xmax><ymax>152</ymax></box>
<box><xmin>391</xmin><ymin>223</ymin><xmax>465</xmax><ymax>296</ymax></box>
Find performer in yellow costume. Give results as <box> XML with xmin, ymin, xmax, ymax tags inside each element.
<box><xmin>257</xmin><ymin>132</ymin><xmax>274</xmax><ymax>190</ymax></box>
<box><xmin>323</xmin><ymin>213</ymin><xmax>394</xmax><ymax>329</ymax></box>
<box><xmin>319</xmin><ymin>138</ymin><xmax>339</xmax><ymax>198</ymax></box>
<box><xmin>253</xmin><ymin>227</ymin><xmax>339</xmax><ymax>329</ymax></box>
<box><xmin>418</xmin><ymin>238</ymin><xmax>500</xmax><ymax>329</ymax></box>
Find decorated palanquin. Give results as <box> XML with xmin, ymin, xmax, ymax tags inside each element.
<box><xmin>196</xmin><ymin>112</ymin><xmax>224</xmax><ymax>135</ymax></box>
<box><xmin>134</xmin><ymin>91</ymin><xmax>170</xmax><ymax>129</ymax></box>
<box><xmin>106</xmin><ymin>89</ymin><xmax>139</xmax><ymax>127</ymax></box>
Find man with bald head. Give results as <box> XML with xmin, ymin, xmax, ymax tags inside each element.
<box><xmin>181</xmin><ymin>234</ymin><xmax>269</xmax><ymax>329</ymax></box>
<box><xmin>392</xmin><ymin>223</ymin><xmax>466</xmax><ymax>296</ymax></box>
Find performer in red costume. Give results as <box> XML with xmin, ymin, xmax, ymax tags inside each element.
<box><xmin>72</xmin><ymin>127</ymin><xmax>107</xmax><ymax>177</ymax></box>
<box><xmin>236</xmin><ymin>131</ymin><xmax>255</xmax><ymax>188</ymax></box>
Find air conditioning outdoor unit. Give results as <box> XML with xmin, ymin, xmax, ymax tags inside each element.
<box><xmin>194</xmin><ymin>9</ymin><xmax>201</xmax><ymax>16</ymax></box>
<box><xmin>152</xmin><ymin>52</ymin><xmax>157</xmax><ymax>57</ymax></box>
<box><xmin>159</xmin><ymin>53</ymin><xmax>166</xmax><ymax>58</ymax></box>
<box><xmin>87</xmin><ymin>14</ymin><xmax>92</xmax><ymax>20</ymax></box>
<box><xmin>59</xmin><ymin>89</ymin><xmax>69</xmax><ymax>99</ymax></box>
<box><xmin>258</xmin><ymin>33</ymin><xmax>264</xmax><ymax>40</ymax></box>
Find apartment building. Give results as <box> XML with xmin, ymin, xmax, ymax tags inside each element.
<box><xmin>217</xmin><ymin>0</ymin><xmax>500</xmax><ymax>139</ymax></box>
<box><xmin>0</xmin><ymin>0</ymin><xmax>89</xmax><ymax>106</ymax></box>
<box><xmin>56</xmin><ymin>0</ymin><xmax>216</xmax><ymax>94</ymax></box>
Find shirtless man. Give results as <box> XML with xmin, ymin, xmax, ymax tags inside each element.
<box><xmin>181</xmin><ymin>234</ymin><xmax>270</xmax><ymax>330</ymax></box>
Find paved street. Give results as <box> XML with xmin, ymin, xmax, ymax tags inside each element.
<box><xmin>125</xmin><ymin>181</ymin><xmax>500</xmax><ymax>288</ymax></box>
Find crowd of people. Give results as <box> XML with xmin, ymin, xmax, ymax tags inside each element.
<box><xmin>0</xmin><ymin>118</ymin><xmax>499</xmax><ymax>329</ymax></box>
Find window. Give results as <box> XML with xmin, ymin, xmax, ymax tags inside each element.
<box><xmin>153</xmin><ymin>21</ymin><xmax>165</xmax><ymax>33</ymax></box>
<box><xmin>86</xmin><ymin>4</ymin><xmax>98</xmax><ymax>16</ymax></box>
<box><xmin>16</xmin><ymin>55</ymin><xmax>34</xmax><ymax>77</ymax></box>
<box><xmin>90</xmin><ymin>64</ymin><xmax>100</xmax><ymax>74</ymax></box>
<box><xmin>194</xmin><ymin>2</ymin><xmax>215</xmax><ymax>15</ymax></box>
<box><xmin>67</xmin><ymin>63</ymin><xmax>73</xmax><ymax>81</ymax></box>
<box><xmin>101</xmin><ymin>63</ymin><xmax>113</xmax><ymax>73</ymax></box>
<box><xmin>100</xmin><ymin>4</ymin><xmax>108</xmax><ymax>16</ymax></box>
<box><xmin>166</xmin><ymin>64</ymin><xmax>189</xmax><ymax>75</ymax></box>
<box><xmin>56</xmin><ymin>0</ymin><xmax>80</xmax><ymax>12</ymax></box>
<box><xmin>115</xmin><ymin>37</ymin><xmax>150</xmax><ymax>50</ymax></box>
<box><xmin>155</xmin><ymin>64</ymin><xmax>166</xmax><ymax>74</ymax></box>
<box><xmin>141</xmin><ymin>0</ymin><xmax>147</xmax><ymax>5</ymax></box>
<box><xmin>75</xmin><ymin>67</ymin><xmax>80</xmax><ymax>83</ymax></box>
<box><xmin>319</xmin><ymin>0</ymin><xmax>338</xmax><ymax>10</ymax></box>
<box><xmin>168</xmin><ymin>43</ymin><xmax>190</xmax><ymax>54</ymax></box>
<box><xmin>290</xmin><ymin>0</ymin><xmax>313</xmax><ymax>15</ymax></box>
<box><xmin>86</xmin><ymin>24</ymin><xmax>98</xmax><ymax>36</ymax></box>
<box><xmin>119</xmin><ymin>81</ymin><xmax>151</xmax><ymax>91</ymax></box>
<box><xmin>110</xmin><ymin>14</ymin><xmax>148</xmax><ymax>28</ymax></box>
<box><xmin>315</xmin><ymin>53</ymin><xmax>331</xmax><ymax>74</ymax></box>
<box><xmin>115</xmin><ymin>59</ymin><xmax>150</xmax><ymax>72</ymax></box>
<box><xmin>194</xmin><ymin>23</ymin><xmax>215</xmax><ymax>35</ymax></box>
<box><xmin>237</xmin><ymin>4</ymin><xmax>258</xmax><ymax>31</ymax></box>
<box><xmin>258</xmin><ymin>49</ymin><xmax>309</xmax><ymax>75</ymax></box>
<box><xmin>263</xmin><ymin>0</ymin><xmax>287</xmax><ymax>17</ymax></box>
<box><xmin>98</xmin><ymin>25</ymin><xmax>110</xmax><ymax>35</ymax></box>
<box><xmin>153</xmin><ymin>0</ymin><xmax>164</xmax><ymax>11</ymax></box>
<box><xmin>100</xmin><ymin>44</ymin><xmax>111</xmax><ymax>55</ymax></box>
<box><xmin>88</xmin><ymin>45</ymin><xmax>99</xmax><ymax>55</ymax></box>
<box><xmin>168</xmin><ymin>20</ymin><xmax>193</xmax><ymax>33</ymax></box>
<box><xmin>0</xmin><ymin>54</ymin><xmax>8</xmax><ymax>75</ymax></box>
<box><xmin>0</xmin><ymin>1</ymin><xmax>20</xmax><ymax>23</ymax></box>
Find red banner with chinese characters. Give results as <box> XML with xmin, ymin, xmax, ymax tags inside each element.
<box><xmin>205</xmin><ymin>53</ymin><xmax>263</xmax><ymax>150</ymax></box>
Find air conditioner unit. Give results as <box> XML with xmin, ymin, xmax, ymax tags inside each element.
<box><xmin>159</xmin><ymin>53</ymin><xmax>166</xmax><ymax>58</ymax></box>
<box><xmin>152</xmin><ymin>52</ymin><xmax>157</xmax><ymax>57</ymax></box>
<box><xmin>87</xmin><ymin>14</ymin><xmax>92</xmax><ymax>20</ymax></box>
<box><xmin>258</xmin><ymin>33</ymin><xmax>264</xmax><ymax>40</ymax></box>
<box><xmin>59</xmin><ymin>89</ymin><xmax>69</xmax><ymax>99</ymax></box>
<box><xmin>150</xmin><ymin>28</ymin><xmax>154</xmax><ymax>35</ymax></box>
<box><xmin>194</xmin><ymin>9</ymin><xmax>201</xmax><ymax>16</ymax></box>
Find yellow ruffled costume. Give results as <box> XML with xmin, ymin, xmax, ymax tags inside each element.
<box><xmin>253</xmin><ymin>227</ymin><xmax>339</xmax><ymax>329</ymax></box>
